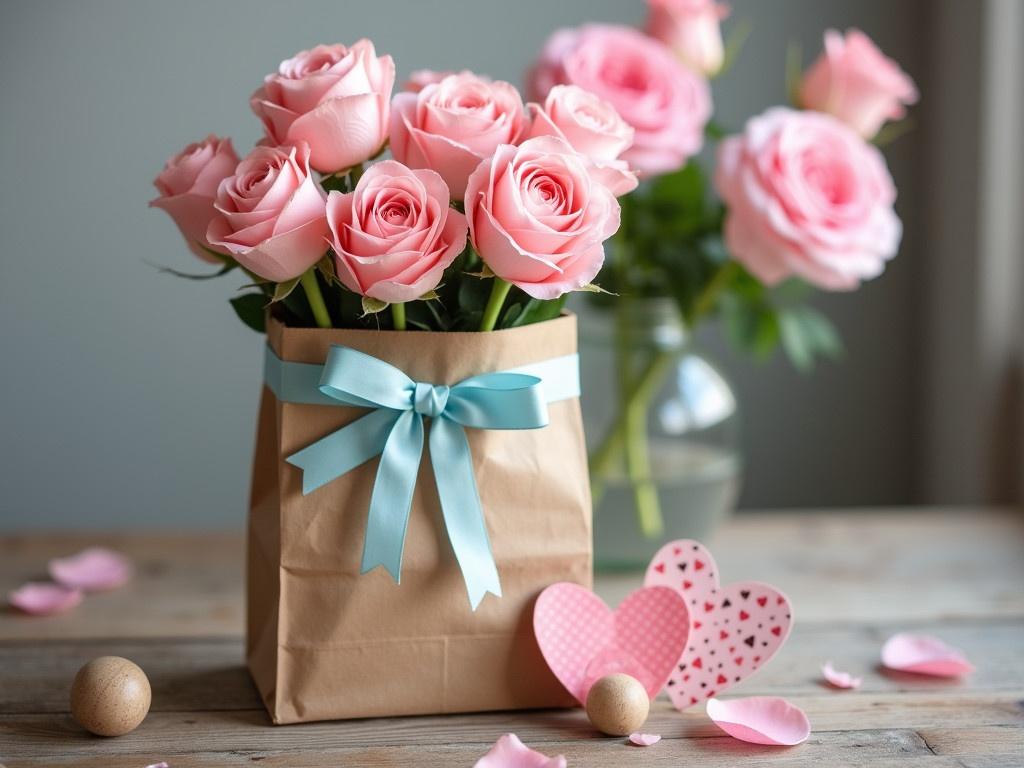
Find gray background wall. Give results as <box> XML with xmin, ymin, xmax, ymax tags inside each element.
<box><xmin>0</xmin><ymin>0</ymin><xmax>930</xmax><ymax>530</ymax></box>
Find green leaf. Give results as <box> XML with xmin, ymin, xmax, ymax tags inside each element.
<box><xmin>777</xmin><ymin>306</ymin><xmax>844</xmax><ymax>372</ymax></box>
<box><xmin>720</xmin><ymin>294</ymin><xmax>780</xmax><ymax>360</ymax></box>
<box><xmin>361</xmin><ymin>296</ymin><xmax>389</xmax><ymax>316</ymax></box>
<box><xmin>271</xmin><ymin>277</ymin><xmax>300</xmax><ymax>304</ymax></box>
<box><xmin>873</xmin><ymin>117</ymin><xmax>915</xmax><ymax>147</ymax></box>
<box><xmin>229</xmin><ymin>293</ymin><xmax>267</xmax><ymax>333</ymax></box>
<box><xmin>150</xmin><ymin>260</ymin><xmax>237</xmax><ymax>280</ymax></box>
<box><xmin>316</xmin><ymin>254</ymin><xmax>343</xmax><ymax>286</ymax></box>
<box><xmin>501</xmin><ymin>303</ymin><xmax>522</xmax><ymax>328</ymax></box>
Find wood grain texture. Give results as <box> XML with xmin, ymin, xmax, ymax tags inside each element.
<box><xmin>1</xmin><ymin>509</ymin><xmax>1022</xmax><ymax>766</ymax></box>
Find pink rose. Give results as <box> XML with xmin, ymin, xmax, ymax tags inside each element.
<box><xmin>326</xmin><ymin>160</ymin><xmax>467</xmax><ymax>304</ymax></box>
<box><xmin>528</xmin><ymin>24</ymin><xmax>711</xmax><ymax>175</ymax></box>
<box><xmin>390</xmin><ymin>72</ymin><xmax>527</xmax><ymax>200</ymax></box>
<box><xmin>715</xmin><ymin>107</ymin><xmax>901</xmax><ymax>290</ymax></box>
<box><xmin>251</xmin><ymin>41</ymin><xmax>395</xmax><ymax>173</ymax></box>
<box><xmin>646</xmin><ymin>0</ymin><xmax>730</xmax><ymax>76</ymax></box>
<box><xmin>799</xmin><ymin>29</ymin><xmax>919</xmax><ymax>139</ymax></box>
<box><xmin>207</xmin><ymin>142</ymin><xmax>329</xmax><ymax>283</ymax></box>
<box><xmin>465</xmin><ymin>136</ymin><xmax>620</xmax><ymax>299</ymax></box>
<box><xmin>149</xmin><ymin>135</ymin><xmax>239</xmax><ymax>262</ymax></box>
<box><xmin>526</xmin><ymin>85</ymin><xmax>638</xmax><ymax>196</ymax></box>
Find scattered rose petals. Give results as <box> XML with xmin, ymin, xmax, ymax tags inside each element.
<box><xmin>49</xmin><ymin>547</ymin><xmax>132</xmax><ymax>592</ymax></box>
<box><xmin>822</xmin><ymin>661</ymin><xmax>862</xmax><ymax>689</ymax></box>
<box><xmin>474</xmin><ymin>734</ymin><xmax>566</xmax><ymax>768</ymax></box>
<box><xmin>628</xmin><ymin>733</ymin><xmax>661</xmax><ymax>746</ymax></box>
<box><xmin>706</xmin><ymin>696</ymin><xmax>811</xmax><ymax>746</ymax></box>
<box><xmin>8</xmin><ymin>582</ymin><xmax>83</xmax><ymax>615</ymax></box>
<box><xmin>144</xmin><ymin>763</ymin><xmax>170</xmax><ymax>768</ymax></box>
<box><xmin>881</xmin><ymin>632</ymin><xmax>975</xmax><ymax>677</ymax></box>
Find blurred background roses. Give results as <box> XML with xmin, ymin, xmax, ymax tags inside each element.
<box><xmin>1</xmin><ymin>0</ymin><xmax>1021</xmax><ymax>530</ymax></box>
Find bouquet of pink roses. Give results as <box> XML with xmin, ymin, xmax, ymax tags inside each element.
<box><xmin>151</xmin><ymin>41</ymin><xmax>634</xmax><ymax>335</ymax></box>
<box><xmin>525</xmin><ymin>1</ymin><xmax>918</xmax><ymax>539</ymax></box>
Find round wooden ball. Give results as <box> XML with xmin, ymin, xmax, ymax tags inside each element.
<box><xmin>71</xmin><ymin>656</ymin><xmax>151</xmax><ymax>737</ymax></box>
<box><xmin>585</xmin><ymin>673</ymin><xmax>650</xmax><ymax>736</ymax></box>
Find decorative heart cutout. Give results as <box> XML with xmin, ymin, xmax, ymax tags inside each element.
<box><xmin>644</xmin><ymin>540</ymin><xmax>793</xmax><ymax>710</ymax></box>
<box><xmin>533</xmin><ymin>582</ymin><xmax>690</xmax><ymax>705</ymax></box>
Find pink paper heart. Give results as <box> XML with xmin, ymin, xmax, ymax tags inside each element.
<box><xmin>644</xmin><ymin>540</ymin><xmax>793</xmax><ymax>710</ymax></box>
<box><xmin>533</xmin><ymin>582</ymin><xmax>689</xmax><ymax>705</ymax></box>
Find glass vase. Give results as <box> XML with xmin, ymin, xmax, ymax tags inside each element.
<box><xmin>581</xmin><ymin>298</ymin><xmax>742</xmax><ymax>570</ymax></box>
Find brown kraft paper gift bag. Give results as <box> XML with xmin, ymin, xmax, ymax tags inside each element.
<box><xmin>246</xmin><ymin>312</ymin><xmax>592</xmax><ymax>723</ymax></box>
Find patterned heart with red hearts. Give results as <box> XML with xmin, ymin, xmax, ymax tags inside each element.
<box><xmin>644</xmin><ymin>539</ymin><xmax>793</xmax><ymax>711</ymax></box>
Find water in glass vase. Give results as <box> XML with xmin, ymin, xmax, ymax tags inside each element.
<box><xmin>580</xmin><ymin>298</ymin><xmax>742</xmax><ymax>570</ymax></box>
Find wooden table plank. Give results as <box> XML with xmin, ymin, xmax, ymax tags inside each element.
<box><xmin>0</xmin><ymin>509</ymin><xmax>1022</xmax><ymax>766</ymax></box>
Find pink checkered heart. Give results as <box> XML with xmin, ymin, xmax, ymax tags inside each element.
<box><xmin>644</xmin><ymin>540</ymin><xmax>793</xmax><ymax>710</ymax></box>
<box><xmin>533</xmin><ymin>582</ymin><xmax>690</xmax><ymax>705</ymax></box>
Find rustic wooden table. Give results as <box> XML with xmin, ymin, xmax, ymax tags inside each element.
<box><xmin>2</xmin><ymin>509</ymin><xmax>1023</xmax><ymax>767</ymax></box>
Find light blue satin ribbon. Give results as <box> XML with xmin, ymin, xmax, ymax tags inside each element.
<box><xmin>264</xmin><ymin>345</ymin><xmax>580</xmax><ymax>610</ymax></box>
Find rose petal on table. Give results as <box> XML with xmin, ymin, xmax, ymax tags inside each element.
<box><xmin>706</xmin><ymin>696</ymin><xmax>811</xmax><ymax>746</ymax></box>
<box><xmin>881</xmin><ymin>632</ymin><xmax>975</xmax><ymax>677</ymax></box>
<box><xmin>144</xmin><ymin>763</ymin><xmax>170</xmax><ymax>768</ymax></box>
<box><xmin>473</xmin><ymin>733</ymin><xmax>567</xmax><ymax>768</ymax></box>
<box><xmin>628</xmin><ymin>733</ymin><xmax>661</xmax><ymax>746</ymax></box>
<box><xmin>49</xmin><ymin>547</ymin><xmax>132</xmax><ymax>591</ymax></box>
<box><xmin>822</xmin><ymin>661</ymin><xmax>862</xmax><ymax>689</ymax></box>
<box><xmin>8</xmin><ymin>582</ymin><xmax>84</xmax><ymax>615</ymax></box>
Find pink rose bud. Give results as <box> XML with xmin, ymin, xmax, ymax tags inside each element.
<box><xmin>326</xmin><ymin>160</ymin><xmax>468</xmax><ymax>304</ymax></box>
<box><xmin>715</xmin><ymin>107</ymin><xmax>902</xmax><ymax>291</ymax></box>
<box><xmin>207</xmin><ymin>142</ymin><xmax>329</xmax><ymax>283</ymax></box>
<box><xmin>528</xmin><ymin>24</ymin><xmax>711</xmax><ymax>175</ymax></box>
<box><xmin>646</xmin><ymin>0</ymin><xmax>730</xmax><ymax>77</ymax></box>
<box><xmin>251</xmin><ymin>41</ymin><xmax>395</xmax><ymax>173</ymax></box>
<box><xmin>799</xmin><ymin>29</ymin><xmax>919</xmax><ymax>139</ymax></box>
<box><xmin>149</xmin><ymin>135</ymin><xmax>239</xmax><ymax>262</ymax></box>
<box><xmin>390</xmin><ymin>72</ymin><xmax>527</xmax><ymax>200</ymax></box>
<box><xmin>465</xmin><ymin>136</ymin><xmax>620</xmax><ymax>299</ymax></box>
<box><xmin>526</xmin><ymin>84</ymin><xmax>638</xmax><ymax>196</ymax></box>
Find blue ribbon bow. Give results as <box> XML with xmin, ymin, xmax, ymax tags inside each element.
<box><xmin>276</xmin><ymin>345</ymin><xmax>574</xmax><ymax>610</ymax></box>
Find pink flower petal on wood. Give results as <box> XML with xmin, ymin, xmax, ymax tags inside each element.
<box><xmin>881</xmin><ymin>633</ymin><xmax>975</xmax><ymax>677</ymax></box>
<box><xmin>49</xmin><ymin>547</ymin><xmax>132</xmax><ymax>592</ymax></box>
<box><xmin>822</xmin><ymin>661</ymin><xmax>862</xmax><ymax>689</ymax></box>
<box><xmin>706</xmin><ymin>696</ymin><xmax>811</xmax><ymax>746</ymax></box>
<box><xmin>8</xmin><ymin>582</ymin><xmax>83</xmax><ymax>615</ymax></box>
<box><xmin>474</xmin><ymin>734</ymin><xmax>567</xmax><ymax>768</ymax></box>
<box><xmin>144</xmin><ymin>763</ymin><xmax>170</xmax><ymax>768</ymax></box>
<box><xmin>628</xmin><ymin>733</ymin><xmax>661</xmax><ymax>746</ymax></box>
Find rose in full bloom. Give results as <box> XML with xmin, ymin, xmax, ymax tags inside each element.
<box><xmin>526</xmin><ymin>84</ymin><xmax>638</xmax><ymax>196</ymax></box>
<box><xmin>799</xmin><ymin>29</ymin><xmax>919</xmax><ymax>139</ymax></box>
<box><xmin>465</xmin><ymin>136</ymin><xmax>620</xmax><ymax>299</ymax></box>
<box><xmin>251</xmin><ymin>41</ymin><xmax>394</xmax><ymax>173</ymax></box>
<box><xmin>646</xmin><ymin>0</ymin><xmax>730</xmax><ymax>76</ymax></box>
<box><xmin>325</xmin><ymin>160</ymin><xmax>467</xmax><ymax>303</ymax></box>
<box><xmin>207</xmin><ymin>142</ymin><xmax>329</xmax><ymax>283</ymax></box>
<box><xmin>715</xmin><ymin>107</ymin><xmax>901</xmax><ymax>290</ymax></box>
<box><xmin>390</xmin><ymin>72</ymin><xmax>527</xmax><ymax>200</ymax></box>
<box><xmin>527</xmin><ymin>24</ymin><xmax>711</xmax><ymax>175</ymax></box>
<box><xmin>149</xmin><ymin>135</ymin><xmax>239</xmax><ymax>262</ymax></box>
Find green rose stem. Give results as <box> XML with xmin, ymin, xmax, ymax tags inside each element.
<box><xmin>478</xmin><ymin>277</ymin><xmax>512</xmax><ymax>332</ymax></box>
<box><xmin>391</xmin><ymin>302</ymin><xmax>406</xmax><ymax>331</ymax></box>
<box><xmin>299</xmin><ymin>268</ymin><xmax>332</xmax><ymax>329</ymax></box>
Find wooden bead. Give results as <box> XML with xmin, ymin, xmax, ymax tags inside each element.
<box><xmin>585</xmin><ymin>673</ymin><xmax>650</xmax><ymax>736</ymax></box>
<box><xmin>70</xmin><ymin>656</ymin><xmax>151</xmax><ymax>736</ymax></box>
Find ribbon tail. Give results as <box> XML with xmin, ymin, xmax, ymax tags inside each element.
<box><xmin>286</xmin><ymin>408</ymin><xmax>399</xmax><ymax>494</ymax></box>
<box><xmin>430</xmin><ymin>419</ymin><xmax>502</xmax><ymax>610</ymax></box>
<box><xmin>361</xmin><ymin>409</ymin><xmax>424</xmax><ymax>584</ymax></box>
